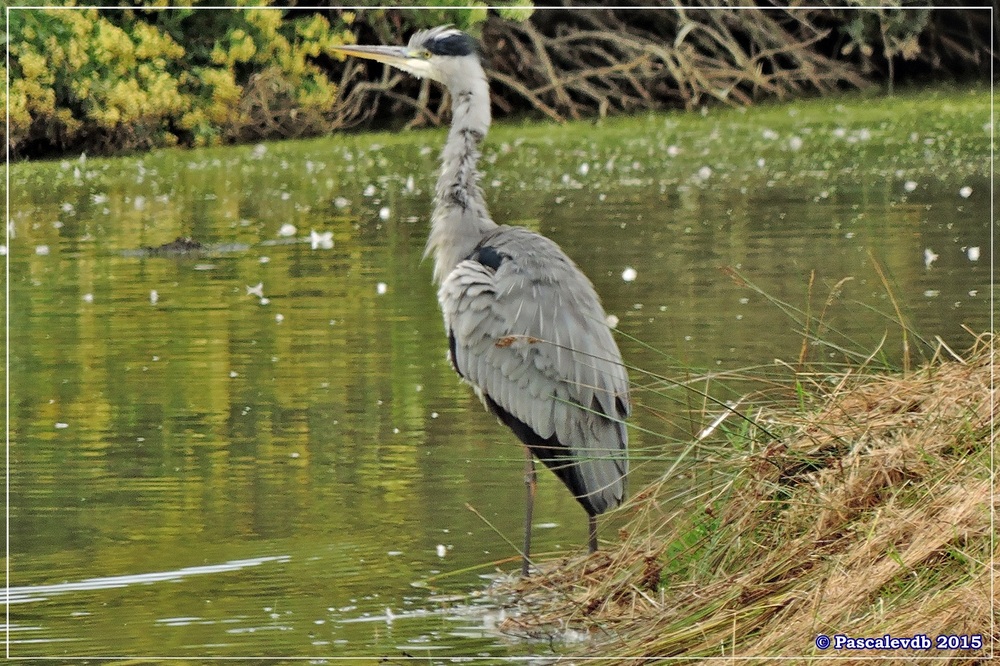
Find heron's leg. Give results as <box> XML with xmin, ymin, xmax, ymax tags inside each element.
<box><xmin>522</xmin><ymin>447</ymin><xmax>536</xmax><ymax>577</ymax></box>
<box><xmin>588</xmin><ymin>515</ymin><xmax>598</xmax><ymax>554</ymax></box>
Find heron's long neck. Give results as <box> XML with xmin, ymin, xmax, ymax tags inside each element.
<box><xmin>426</xmin><ymin>71</ymin><xmax>497</xmax><ymax>284</ymax></box>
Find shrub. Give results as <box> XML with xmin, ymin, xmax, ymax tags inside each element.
<box><xmin>4</xmin><ymin>5</ymin><xmax>357</xmax><ymax>155</ymax></box>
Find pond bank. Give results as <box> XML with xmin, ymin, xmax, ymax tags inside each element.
<box><xmin>495</xmin><ymin>333</ymin><xmax>995</xmax><ymax>663</ymax></box>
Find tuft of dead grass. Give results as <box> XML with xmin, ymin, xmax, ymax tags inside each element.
<box><xmin>495</xmin><ymin>334</ymin><xmax>995</xmax><ymax>663</ymax></box>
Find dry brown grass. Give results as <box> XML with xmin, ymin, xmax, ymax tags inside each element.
<box><xmin>495</xmin><ymin>334</ymin><xmax>995</xmax><ymax>663</ymax></box>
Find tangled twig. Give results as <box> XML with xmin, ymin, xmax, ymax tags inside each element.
<box><xmin>329</xmin><ymin>7</ymin><xmax>992</xmax><ymax>131</ymax></box>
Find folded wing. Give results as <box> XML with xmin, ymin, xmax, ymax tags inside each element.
<box><xmin>439</xmin><ymin>225</ymin><xmax>630</xmax><ymax>515</ymax></box>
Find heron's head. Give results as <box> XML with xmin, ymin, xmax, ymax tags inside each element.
<box><xmin>332</xmin><ymin>26</ymin><xmax>482</xmax><ymax>90</ymax></box>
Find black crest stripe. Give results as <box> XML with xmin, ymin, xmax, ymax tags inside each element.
<box><xmin>425</xmin><ymin>31</ymin><xmax>478</xmax><ymax>57</ymax></box>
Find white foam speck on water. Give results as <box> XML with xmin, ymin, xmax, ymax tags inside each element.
<box><xmin>959</xmin><ymin>186</ymin><xmax>973</xmax><ymax>198</ymax></box>
<box><xmin>923</xmin><ymin>248</ymin><xmax>938</xmax><ymax>269</ymax></box>
<box><xmin>310</xmin><ymin>229</ymin><xmax>333</xmax><ymax>250</ymax></box>
<box><xmin>376</xmin><ymin>282</ymin><xmax>388</xmax><ymax>295</ymax></box>
<box><xmin>621</xmin><ymin>267</ymin><xmax>638</xmax><ymax>282</ymax></box>
<box><xmin>278</xmin><ymin>223</ymin><xmax>296</xmax><ymax>237</ymax></box>
<box><xmin>967</xmin><ymin>246</ymin><xmax>980</xmax><ymax>261</ymax></box>
<box><xmin>904</xmin><ymin>180</ymin><xmax>917</xmax><ymax>192</ymax></box>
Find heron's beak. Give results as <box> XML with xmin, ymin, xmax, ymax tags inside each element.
<box><xmin>331</xmin><ymin>44</ymin><xmax>433</xmax><ymax>79</ymax></box>
<box><xmin>332</xmin><ymin>44</ymin><xmax>409</xmax><ymax>66</ymax></box>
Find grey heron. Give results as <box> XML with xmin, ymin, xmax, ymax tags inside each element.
<box><xmin>333</xmin><ymin>26</ymin><xmax>630</xmax><ymax>575</ymax></box>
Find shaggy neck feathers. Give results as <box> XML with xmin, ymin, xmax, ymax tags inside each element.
<box><xmin>425</xmin><ymin>65</ymin><xmax>497</xmax><ymax>285</ymax></box>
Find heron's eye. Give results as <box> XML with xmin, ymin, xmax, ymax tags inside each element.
<box><xmin>417</xmin><ymin>49</ymin><xmax>432</xmax><ymax>59</ymax></box>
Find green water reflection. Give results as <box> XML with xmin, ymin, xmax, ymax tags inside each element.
<box><xmin>8</xmin><ymin>88</ymin><xmax>991</xmax><ymax>659</ymax></box>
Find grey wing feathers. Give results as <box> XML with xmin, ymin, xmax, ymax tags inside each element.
<box><xmin>439</xmin><ymin>225</ymin><xmax>630</xmax><ymax>515</ymax></box>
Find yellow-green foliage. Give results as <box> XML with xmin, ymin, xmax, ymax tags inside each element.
<box><xmin>5</xmin><ymin>6</ymin><xmax>357</xmax><ymax>153</ymax></box>
<box><xmin>188</xmin><ymin>8</ymin><xmax>353</xmax><ymax>145</ymax></box>
<box><xmin>4</xmin><ymin>4</ymin><xmax>536</xmax><ymax>156</ymax></box>
<box><xmin>8</xmin><ymin>8</ymin><xmax>189</xmax><ymax>150</ymax></box>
